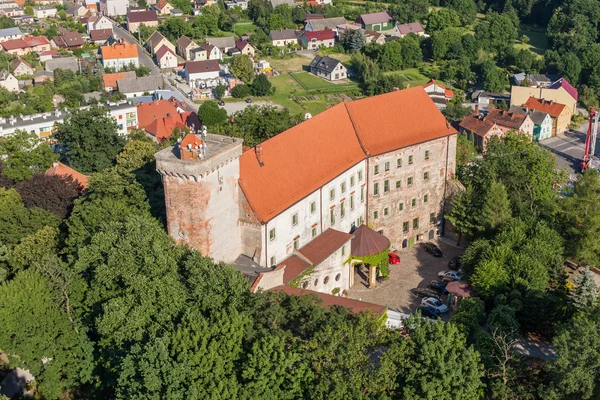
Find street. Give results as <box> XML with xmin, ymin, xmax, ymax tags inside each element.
<box><xmin>538</xmin><ymin>121</ymin><xmax>596</xmax><ymax>177</ymax></box>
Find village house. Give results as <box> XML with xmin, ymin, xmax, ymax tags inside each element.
<box><xmin>184</xmin><ymin>59</ymin><xmax>220</xmax><ymax>82</ymax></box>
<box><xmin>11</xmin><ymin>57</ymin><xmax>33</xmax><ymax>76</ymax></box>
<box><xmin>484</xmin><ymin>108</ymin><xmax>535</xmax><ymax>138</ymax></box>
<box><xmin>102</xmin><ymin>71</ymin><xmax>136</xmax><ymax>92</ymax></box>
<box><xmin>101</xmin><ymin>41</ymin><xmax>139</xmax><ymax>70</ymax></box>
<box><xmin>1</xmin><ymin>36</ymin><xmax>49</xmax><ymax>55</ymax></box>
<box><xmin>89</xmin><ymin>29</ymin><xmax>113</xmax><ymax>45</ymax></box>
<box><xmin>357</xmin><ymin>12</ymin><xmax>393</xmax><ymax>31</ymax></box>
<box><xmin>116</xmin><ymin>74</ymin><xmax>164</xmax><ymax>98</ymax></box>
<box><xmin>512</xmin><ymin>73</ymin><xmax>560</xmax><ymax>88</ymax></box>
<box><xmin>33</xmin><ymin>70</ymin><xmax>53</xmax><ymax>85</ymax></box>
<box><xmin>51</xmin><ymin>32</ymin><xmax>85</xmax><ymax>49</ymax></box>
<box><xmin>127</xmin><ymin>10</ymin><xmax>158</xmax><ymax>33</ymax></box>
<box><xmin>145</xmin><ymin>30</ymin><xmax>175</xmax><ymax>56</ymax></box>
<box><xmin>155</xmin><ymin>45</ymin><xmax>178</xmax><ymax>69</ymax></box>
<box><xmin>45</xmin><ymin>57</ymin><xmax>79</xmax><ymax>73</ymax></box>
<box><xmin>176</xmin><ymin>35</ymin><xmax>197</xmax><ymax>60</ymax></box>
<box><xmin>66</xmin><ymin>4</ymin><xmax>87</xmax><ymax>17</ymax></box>
<box><xmin>0</xmin><ymin>27</ymin><xmax>22</xmax><ymax>42</ymax></box>
<box><xmin>471</xmin><ymin>90</ymin><xmax>511</xmax><ymax>108</ymax></box>
<box><xmin>137</xmin><ymin>99</ymin><xmax>200</xmax><ymax>142</ymax></box>
<box><xmin>304</xmin><ymin>17</ymin><xmax>346</xmax><ymax>34</ymax></box>
<box><xmin>154</xmin><ymin>87</ymin><xmax>457</xmax><ymax>271</ymax></box>
<box><xmin>393</xmin><ymin>22</ymin><xmax>425</xmax><ymax>37</ymax></box>
<box><xmin>99</xmin><ymin>0</ymin><xmax>127</xmax><ymax>16</ymax></box>
<box><xmin>224</xmin><ymin>0</ymin><xmax>248</xmax><ymax>10</ymax></box>
<box><xmin>193</xmin><ymin>42</ymin><xmax>222</xmax><ymax>60</ymax></box>
<box><xmin>524</xmin><ymin>97</ymin><xmax>572</xmax><ymax>136</ymax></box>
<box><xmin>206</xmin><ymin>36</ymin><xmax>236</xmax><ymax>54</ymax></box>
<box><xmin>152</xmin><ymin>0</ymin><xmax>174</xmax><ymax>15</ymax></box>
<box><xmin>423</xmin><ymin>79</ymin><xmax>454</xmax><ymax>105</ymax></box>
<box><xmin>46</xmin><ymin>162</ymin><xmax>89</xmax><ymax>189</ymax></box>
<box><xmin>309</xmin><ymin>55</ymin><xmax>347</xmax><ymax>81</ymax></box>
<box><xmin>510</xmin><ymin>77</ymin><xmax>578</xmax><ymax>114</ymax></box>
<box><xmin>0</xmin><ymin>69</ymin><xmax>18</xmax><ymax>93</ymax></box>
<box><xmin>299</xmin><ymin>29</ymin><xmax>335</xmax><ymax>49</ymax></box>
<box><xmin>228</xmin><ymin>39</ymin><xmax>254</xmax><ymax>57</ymax></box>
<box><xmin>509</xmin><ymin>105</ymin><xmax>553</xmax><ymax>141</ymax></box>
<box><xmin>269</xmin><ymin>29</ymin><xmax>298</xmax><ymax>46</ymax></box>
<box><xmin>83</xmin><ymin>0</ymin><xmax>98</xmax><ymax>13</ymax></box>
<box><xmin>459</xmin><ymin>111</ymin><xmax>504</xmax><ymax>150</ymax></box>
<box><xmin>32</xmin><ymin>6</ymin><xmax>56</xmax><ymax>18</ymax></box>
<box><xmin>364</xmin><ymin>30</ymin><xmax>386</xmax><ymax>45</ymax></box>
<box><xmin>87</xmin><ymin>15</ymin><xmax>113</xmax><ymax>32</ymax></box>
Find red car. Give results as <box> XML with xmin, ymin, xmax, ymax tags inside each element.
<box><xmin>388</xmin><ymin>252</ymin><xmax>401</xmax><ymax>264</ymax></box>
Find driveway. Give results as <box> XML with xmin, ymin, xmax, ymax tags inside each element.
<box><xmin>347</xmin><ymin>239</ymin><xmax>464</xmax><ymax>316</ymax></box>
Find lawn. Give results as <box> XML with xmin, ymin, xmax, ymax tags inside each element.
<box><xmin>265</xmin><ymin>56</ymin><xmax>310</xmax><ymax>73</ymax></box>
<box><xmin>515</xmin><ymin>25</ymin><xmax>549</xmax><ymax>56</ymax></box>
<box><xmin>383</xmin><ymin>68</ymin><xmax>432</xmax><ymax>87</ymax></box>
<box><xmin>232</xmin><ymin>20</ymin><xmax>260</xmax><ymax>36</ymax></box>
<box><xmin>290</xmin><ymin>71</ymin><xmax>338</xmax><ymax>90</ymax></box>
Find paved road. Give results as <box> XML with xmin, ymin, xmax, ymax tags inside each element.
<box><xmin>538</xmin><ymin>121</ymin><xmax>593</xmax><ymax>176</ymax></box>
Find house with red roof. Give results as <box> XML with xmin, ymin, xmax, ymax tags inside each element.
<box><xmin>458</xmin><ymin>111</ymin><xmax>504</xmax><ymax>151</ymax></box>
<box><xmin>357</xmin><ymin>11</ymin><xmax>393</xmax><ymax>31</ymax></box>
<box><xmin>51</xmin><ymin>32</ymin><xmax>85</xmax><ymax>49</ymax></box>
<box><xmin>228</xmin><ymin>39</ymin><xmax>255</xmax><ymax>57</ymax></box>
<box><xmin>155</xmin><ymin>45</ymin><xmax>178</xmax><ymax>69</ymax></box>
<box><xmin>136</xmin><ymin>100</ymin><xmax>200</xmax><ymax>142</ymax></box>
<box><xmin>299</xmin><ymin>29</ymin><xmax>335</xmax><ymax>49</ymax></box>
<box><xmin>524</xmin><ymin>97</ymin><xmax>572</xmax><ymax>136</ymax></box>
<box><xmin>45</xmin><ymin>162</ymin><xmax>89</xmax><ymax>189</ymax></box>
<box><xmin>423</xmin><ymin>79</ymin><xmax>454</xmax><ymax>105</ymax></box>
<box><xmin>1</xmin><ymin>36</ymin><xmax>50</xmax><ymax>55</ymax></box>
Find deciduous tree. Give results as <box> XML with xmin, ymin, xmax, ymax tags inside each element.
<box><xmin>230</xmin><ymin>54</ymin><xmax>254</xmax><ymax>83</ymax></box>
<box><xmin>0</xmin><ymin>130</ymin><xmax>58</xmax><ymax>181</ymax></box>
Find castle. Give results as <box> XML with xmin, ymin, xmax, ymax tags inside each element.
<box><xmin>155</xmin><ymin>87</ymin><xmax>457</xmax><ymax>294</ymax></box>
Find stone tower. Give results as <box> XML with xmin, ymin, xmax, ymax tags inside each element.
<box><xmin>155</xmin><ymin>132</ymin><xmax>243</xmax><ymax>263</ymax></box>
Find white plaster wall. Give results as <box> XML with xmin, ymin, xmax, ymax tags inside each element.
<box><xmin>300</xmin><ymin>239</ymin><xmax>352</xmax><ymax>294</ymax></box>
<box><xmin>103</xmin><ymin>57</ymin><xmax>139</xmax><ymax>70</ymax></box>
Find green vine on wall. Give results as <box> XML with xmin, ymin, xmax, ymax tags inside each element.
<box><xmin>348</xmin><ymin>246</ymin><xmax>391</xmax><ymax>279</ymax></box>
<box><xmin>288</xmin><ymin>266</ymin><xmax>314</xmax><ymax>288</ymax></box>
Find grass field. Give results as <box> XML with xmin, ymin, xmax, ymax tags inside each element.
<box><xmin>232</xmin><ymin>20</ymin><xmax>260</xmax><ymax>36</ymax></box>
<box><xmin>515</xmin><ymin>25</ymin><xmax>549</xmax><ymax>56</ymax></box>
<box><xmin>289</xmin><ymin>72</ymin><xmax>338</xmax><ymax>90</ymax></box>
<box><xmin>383</xmin><ymin>68</ymin><xmax>432</xmax><ymax>87</ymax></box>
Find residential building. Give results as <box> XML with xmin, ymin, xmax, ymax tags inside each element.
<box><xmin>66</xmin><ymin>4</ymin><xmax>87</xmax><ymax>17</ymax></box>
<box><xmin>184</xmin><ymin>59</ymin><xmax>220</xmax><ymax>82</ymax></box>
<box><xmin>45</xmin><ymin>162</ymin><xmax>89</xmax><ymax>189</ymax></box>
<box><xmin>193</xmin><ymin>42</ymin><xmax>221</xmax><ymax>60</ymax></box>
<box><xmin>89</xmin><ymin>29</ymin><xmax>113</xmax><ymax>45</ymax></box>
<box><xmin>45</xmin><ymin>57</ymin><xmax>79</xmax><ymax>73</ymax></box>
<box><xmin>357</xmin><ymin>12</ymin><xmax>393</xmax><ymax>31</ymax></box>
<box><xmin>23</xmin><ymin>36</ymin><xmax>50</xmax><ymax>52</ymax></box>
<box><xmin>269</xmin><ymin>29</ymin><xmax>298</xmax><ymax>46</ymax></box>
<box><xmin>309</xmin><ymin>55</ymin><xmax>347</xmax><ymax>81</ymax></box>
<box><xmin>107</xmin><ymin>101</ymin><xmax>139</xmax><ymax>135</ymax></box>
<box><xmin>11</xmin><ymin>57</ymin><xmax>32</xmax><ymax>76</ymax></box>
<box><xmin>524</xmin><ymin>97</ymin><xmax>572</xmax><ymax>136</ymax></box>
<box><xmin>1</xmin><ymin>36</ymin><xmax>49</xmax><ymax>55</ymax></box>
<box><xmin>471</xmin><ymin>90</ymin><xmax>510</xmax><ymax>108</ymax></box>
<box><xmin>32</xmin><ymin>6</ymin><xmax>56</xmax><ymax>18</ymax></box>
<box><xmin>0</xmin><ymin>26</ymin><xmax>22</xmax><ymax>42</ymax></box>
<box><xmin>0</xmin><ymin>69</ymin><xmax>18</xmax><ymax>92</ymax></box>
<box><xmin>206</xmin><ymin>36</ymin><xmax>236</xmax><ymax>53</ymax></box>
<box><xmin>145</xmin><ymin>30</ymin><xmax>175</xmax><ymax>56</ymax></box>
<box><xmin>224</xmin><ymin>0</ymin><xmax>248</xmax><ymax>10</ymax></box>
<box><xmin>512</xmin><ymin>73</ymin><xmax>560</xmax><ymax>88</ymax></box>
<box><xmin>510</xmin><ymin>78</ymin><xmax>578</xmax><ymax>114</ymax></box>
<box><xmin>458</xmin><ymin>112</ymin><xmax>504</xmax><ymax>150</ymax></box>
<box><xmin>170</xmin><ymin>8</ymin><xmax>184</xmax><ymax>16</ymax></box>
<box><xmin>176</xmin><ymin>35</ymin><xmax>197</xmax><ymax>60</ymax></box>
<box><xmin>137</xmin><ymin>99</ymin><xmax>200</xmax><ymax>142</ymax></box>
<box><xmin>101</xmin><ymin>41</ymin><xmax>139</xmax><ymax>70</ymax></box>
<box><xmin>127</xmin><ymin>10</ymin><xmax>158</xmax><ymax>33</ymax></box>
<box><xmin>509</xmin><ymin>105</ymin><xmax>553</xmax><ymax>141</ymax></box>
<box><xmin>99</xmin><ymin>0</ymin><xmax>127</xmax><ymax>16</ymax></box>
<box><xmin>0</xmin><ymin>6</ymin><xmax>24</xmax><ymax>18</ymax></box>
<box><xmin>154</xmin><ymin>86</ymin><xmax>457</xmax><ymax>268</ymax></box>
<box><xmin>364</xmin><ymin>29</ymin><xmax>385</xmax><ymax>45</ymax></box>
<box><xmin>304</xmin><ymin>17</ymin><xmax>346</xmax><ymax>33</ymax></box>
<box><xmin>152</xmin><ymin>0</ymin><xmax>173</xmax><ymax>15</ymax></box>
<box><xmin>84</xmin><ymin>0</ymin><xmax>99</xmax><ymax>13</ymax></box>
<box><xmin>393</xmin><ymin>22</ymin><xmax>425</xmax><ymax>37</ymax></box>
<box><xmin>484</xmin><ymin>108</ymin><xmax>535</xmax><ymax>138</ymax></box>
<box><xmin>87</xmin><ymin>15</ymin><xmax>113</xmax><ymax>32</ymax></box>
<box><xmin>299</xmin><ymin>29</ymin><xmax>335</xmax><ymax>49</ymax></box>
<box><xmin>38</xmin><ymin>49</ymin><xmax>58</xmax><ymax>62</ymax></box>
<box><xmin>155</xmin><ymin>45</ymin><xmax>177</xmax><ymax>69</ymax></box>
<box><xmin>51</xmin><ymin>32</ymin><xmax>85</xmax><ymax>49</ymax></box>
<box><xmin>33</xmin><ymin>70</ymin><xmax>53</xmax><ymax>85</ymax></box>
<box><xmin>423</xmin><ymin>79</ymin><xmax>454</xmax><ymax>105</ymax></box>
<box><xmin>102</xmin><ymin>70</ymin><xmax>136</xmax><ymax>91</ymax></box>
<box><xmin>117</xmin><ymin>74</ymin><xmax>164</xmax><ymax>98</ymax></box>
<box><xmin>229</xmin><ymin>39</ymin><xmax>254</xmax><ymax>56</ymax></box>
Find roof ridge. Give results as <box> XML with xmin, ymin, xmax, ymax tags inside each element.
<box><xmin>344</xmin><ymin>101</ymin><xmax>370</xmax><ymax>156</ymax></box>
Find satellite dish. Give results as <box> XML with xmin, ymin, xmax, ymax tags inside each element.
<box><xmin>304</xmin><ymin>113</ymin><xmax>312</xmax><ymax>120</ymax></box>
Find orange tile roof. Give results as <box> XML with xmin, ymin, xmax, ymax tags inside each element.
<box><xmin>524</xmin><ymin>97</ymin><xmax>567</xmax><ymax>118</ymax></box>
<box><xmin>180</xmin><ymin>133</ymin><xmax>202</xmax><ymax>148</ymax></box>
<box><xmin>102</xmin><ymin>71</ymin><xmax>135</xmax><ymax>89</ymax></box>
<box><xmin>239</xmin><ymin>87</ymin><xmax>455</xmax><ymax>223</ymax></box>
<box><xmin>459</xmin><ymin>114</ymin><xmax>497</xmax><ymax>138</ymax></box>
<box><xmin>101</xmin><ymin>42</ymin><xmax>138</xmax><ymax>60</ymax></box>
<box><xmin>137</xmin><ymin>100</ymin><xmax>200</xmax><ymax>141</ymax></box>
<box><xmin>45</xmin><ymin>162</ymin><xmax>88</xmax><ymax>189</ymax></box>
<box><xmin>346</xmin><ymin>87</ymin><xmax>456</xmax><ymax>156</ymax></box>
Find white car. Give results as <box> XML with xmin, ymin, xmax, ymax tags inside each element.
<box><xmin>438</xmin><ymin>271</ymin><xmax>463</xmax><ymax>281</ymax></box>
<box><xmin>421</xmin><ymin>297</ymin><xmax>449</xmax><ymax>313</ymax></box>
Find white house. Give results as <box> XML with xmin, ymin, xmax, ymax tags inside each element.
<box><xmin>101</xmin><ymin>42</ymin><xmax>139</xmax><ymax>70</ymax></box>
<box><xmin>309</xmin><ymin>56</ymin><xmax>347</xmax><ymax>81</ymax></box>
<box><xmin>0</xmin><ymin>69</ymin><xmax>18</xmax><ymax>93</ymax></box>
<box><xmin>0</xmin><ymin>27</ymin><xmax>22</xmax><ymax>43</ymax></box>
<box><xmin>184</xmin><ymin>60</ymin><xmax>221</xmax><ymax>82</ymax></box>
<box><xmin>155</xmin><ymin>45</ymin><xmax>178</xmax><ymax>69</ymax></box>
<box><xmin>11</xmin><ymin>58</ymin><xmax>33</xmax><ymax>76</ymax></box>
<box><xmin>100</xmin><ymin>0</ymin><xmax>128</xmax><ymax>16</ymax></box>
<box><xmin>32</xmin><ymin>6</ymin><xmax>57</xmax><ymax>18</ymax></box>
<box><xmin>87</xmin><ymin>15</ymin><xmax>113</xmax><ymax>32</ymax></box>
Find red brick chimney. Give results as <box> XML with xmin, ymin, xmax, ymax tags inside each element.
<box><xmin>255</xmin><ymin>144</ymin><xmax>264</xmax><ymax>165</ymax></box>
<box><xmin>474</xmin><ymin>104</ymin><xmax>479</xmax><ymax>115</ymax></box>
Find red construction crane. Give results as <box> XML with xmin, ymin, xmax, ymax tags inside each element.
<box><xmin>581</xmin><ymin>109</ymin><xmax>599</xmax><ymax>171</ymax></box>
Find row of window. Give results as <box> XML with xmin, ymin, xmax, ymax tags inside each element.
<box><xmin>373</xmin><ymin>151</ymin><xmax>430</xmax><ymax>175</ymax></box>
<box><xmin>373</xmin><ymin>172</ymin><xmax>429</xmax><ymax>196</ymax></box>
<box><xmin>329</xmin><ymin>170</ymin><xmax>364</xmax><ymax>201</ymax></box>
<box><xmin>301</xmin><ymin>273</ymin><xmax>342</xmax><ymax>289</ymax></box>
<box><xmin>372</xmin><ymin>212</ymin><xmax>437</xmax><ymax>231</ymax></box>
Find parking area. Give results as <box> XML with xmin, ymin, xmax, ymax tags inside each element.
<box><xmin>346</xmin><ymin>239</ymin><xmax>464</xmax><ymax>317</ymax></box>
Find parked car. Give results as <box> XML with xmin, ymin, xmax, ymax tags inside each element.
<box><xmin>411</xmin><ymin>287</ymin><xmax>442</xmax><ymax>300</ymax></box>
<box><xmin>421</xmin><ymin>297</ymin><xmax>449</xmax><ymax>313</ymax></box>
<box><xmin>245</xmin><ymin>98</ymin><xmax>252</xmax><ymax>103</ymax></box>
<box><xmin>422</xmin><ymin>242</ymin><xmax>443</xmax><ymax>257</ymax></box>
<box><xmin>438</xmin><ymin>271</ymin><xmax>463</xmax><ymax>281</ymax></box>
<box><xmin>448</xmin><ymin>256</ymin><xmax>461</xmax><ymax>270</ymax></box>
<box><xmin>218</xmin><ymin>100</ymin><xmax>225</xmax><ymax>106</ymax></box>
<box><xmin>428</xmin><ymin>280</ymin><xmax>448</xmax><ymax>294</ymax></box>
<box><xmin>388</xmin><ymin>252</ymin><xmax>401</xmax><ymax>264</ymax></box>
<box><xmin>418</xmin><ymin>305</ymin><xmax>440</xmax><ymax>318</ymax></box>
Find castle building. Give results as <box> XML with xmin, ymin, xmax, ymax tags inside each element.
<box><xmin>155</xmin><ymin>87</ymin><xmax>457</xmax><ymax>292</ymax></box>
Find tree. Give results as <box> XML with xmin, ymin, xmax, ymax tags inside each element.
<box><xmin>15</xmin><ymin>174</ymin><xmax>82</xmax><ymax>219</ymax></box>
<box><xmin>251</xmin><ymin>73</ymin><xmax>273</xmax><ymax>96</ymax></box>
<box><xmin>456</xmin><ymin>133</ymin><xmax>477</xmax><ymax>168</ymax></box>
<box><xmin>561</xmin><ymin>52</ymin><xmax>582</xmax><ymax>85</ymax></box>
<box><xmin>447</xmin><ymin>0</ymin><xmax>477</xmax><ymax>25</ymax></box>
<box><xmin>158</xmin><ymin>16</ymin><xmax>192</xmax><ymax>41</ymax></box>
<box><xmin>443</xmin><ymin>98</ymin><xmax>472</xmax><ymax>122</ymax></box>
<box><xmin>515</xmin><ymin>49</ymin><xmax>536</xmax><ymax>73</ymax></box>
<box><xmin>482</xmin><ymin>60</ymin><xmax>507</xmax><ymax>92</ymax></box>
<box><xmin>198</xmin><ymin>100</ymin><xmax>228</xmax><ymax>127</ymax></box>
<box><xmin>0</xmin><ymin>15</ymin><xmax>15</xmax><ymax>29</ymax></box>
<box><xmin>475</xmin><ymin>12</ymin><xmax>519</xmax><ymax>52</ymax></box>
<box><xmin>479</xmin><ymin>181</ymin><xmax>512</xmax><ymax>236</ymax></box>
<box><xmin>115</xmin><ymin>140</ymin><xmax>158</xmax><ymax>172</ymax></box>
<box><xmin>0</xmin><ymin>130</ymin><xmax>58</xmax><ymax>181</ymax></box>
<box><xmin>541</xmin><ymin>312</ymin><xmax>600</xmax><ymax>400</ymax></box>
<box><xmin>446</xmin><ymin>189</ymin><xmax>477</xmax><ymax>245</ymax></box>
<box><xmin>388</xmin><ymin>0</ymin><xmax>429</xmax><ymax>24</ymax></box>
<box><xmin>390</xmin><ymin>316</ymin><xmax>484</xmax><ymax>399</ymax></box>
<box><xmin>351</xmin><ymin>52</ymin><xmax>380</xmax><ymax>83</ymax></box>
<box><xmin>0</xmin><ymin>270</ymin><xmax>94</xmax><ymax>399</ymax></box>
<box><xmin>230</xmin><ymin>54</ymin><xmax>254</xmax><ymax>83</ymax></box>
<box><xmin>170</xmin><ymin>0</ymin><xmax>193</xmax><ymax>13</ymax></box>
<box><xmin>571</xmin><ymin>267</ymin><xmax>598</xmax><ymax>309</ymax></box>
<box><xmin>214</xmin><ymin>83</ymin><xmax>226</xmax><ymax>100</ymax></box>
<box><xmin>427</xmin><ymin>8</ymin><xmax>461</xmax><ymax>32</ymax></box>
<box><xmin>451</xmin><ymin>297</ymin><xmax>486</xmax><ymax>338</ymax></box>
<box><xmin>55</xmin><ymin>107</ymin><xmax>125</xmax><ymax>174</ymax></box>
<box><xmin>231</xmin><ymin>84</ymin><xmax>252</xmax><ymax>98</ymax></box>
<box><xmin>341</xmin><ymin>28</ymin><xmax>366</xmax><ymax>52</ymax></box>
